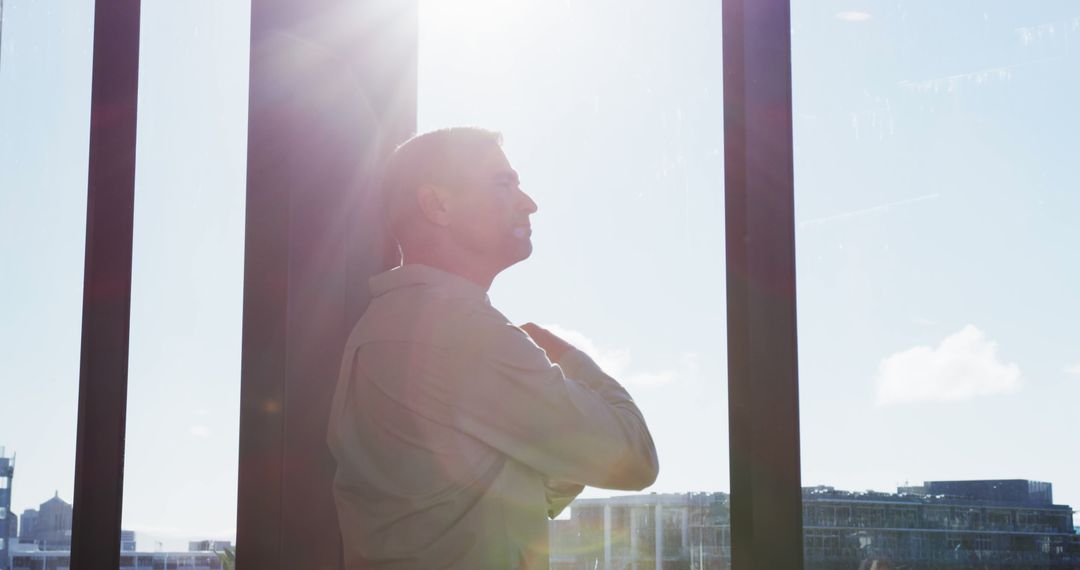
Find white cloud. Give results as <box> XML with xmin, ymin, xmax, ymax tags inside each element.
<box><xmin>1065</xmin><ymin>364</ymin><xmax>1080</xmax><ymax>377</ymax></box>
<box><xmin>875</xmin><ymin>325</ymin><xmax>1021</xmax><ymax>405</ymax></box>
<box><xmin>835</xmin><ymin>11</ymin><xmax>872</xmax><ymax>22</ymax></box>
<box><xmin>188</xmin><ymin>425</ymin><xmax>213</xmax><ymax>438</ymax></box>
<box><xmin>544</xmin><ymin>324</ymin><xmax>683</xmax><ymax>388</ymax></box>
<box><xmin>624</xmin><ymin>371</ymin><xmax>676</xmax><ymax>387</ymax></box>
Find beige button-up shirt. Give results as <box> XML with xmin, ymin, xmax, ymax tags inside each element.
<box><xmin>327</xmin><ymin>264</ymin><xmax>658</xmax><ymax>569</ymax></box>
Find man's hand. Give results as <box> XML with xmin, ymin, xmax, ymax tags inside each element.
<box><xmin>544</xmin><ymin>477</ymin><xmax>585</xmax><ymax>519</ymax></box>
<box><xmin>519</xmin><ymin>322</ymin><xmax>574</xmax><ymax>363</ymax></box>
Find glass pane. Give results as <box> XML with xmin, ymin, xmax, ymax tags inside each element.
<box><xmin>793</xmin><ymin>2</ymin><xmax>1080</xmax><ymax>568</ymax></box>
<box><xmin>419</xmin><ymin>0</ymin><xmax>727</xmax><ymax>566</ymax></box>
<box><xmin>120</xmin><ymin>0</ymin><xmax>250</xmax><ymax>557</ymax></box>
<box><xmin>0</xmin><ymin>0</ymin><xmax>94</xmax><ymax>558</ymax></box>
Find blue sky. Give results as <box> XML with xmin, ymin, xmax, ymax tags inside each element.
<box><xmin>792</xmin><ymin>0</ymin><xmax>1080</xmax><ymax>508</ymax></box>
<box><xmin>1</xmin><ymin>0</ymin><xmax>1076</xmax><ymax>550</ymax></box>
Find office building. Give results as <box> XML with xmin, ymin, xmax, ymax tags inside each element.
<box><xmin>9</xmin><ymin>549</ymin><xmax>224</xmax><ymax>570</ymax></box>
<box><xmin>1</xmin><ymin>449</ymin><xmax>13</xmax><ymax>570</ymax></box>
<box><xmin>550</xmin><ymin>480</ymin><xmax>1080</xmax><ymax>569</ymax></box>
<box><xmin>189</xmin><ymin>539</ymin><xmax>232</xmax><ymax>553</ymax></box>
<box><xmin>18</xmin><ymin>493</ymin><xmax>72</xmax><ymax>551</ymax></box>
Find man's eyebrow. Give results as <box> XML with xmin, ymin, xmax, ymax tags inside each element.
<box><xmin>492</xmin><ymin>170</ymin><xmax>520</xmax><ymax>185</ymax></box>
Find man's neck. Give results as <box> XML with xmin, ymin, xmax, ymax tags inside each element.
<box><xmin>400</xmin><ymin>252</ymin><xmax>499</xmax><ymax>291</ymax></box>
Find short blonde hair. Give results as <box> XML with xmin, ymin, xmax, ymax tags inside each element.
<box><xmin>381</xmin><ymin>127</ymin><xmax>503</xmax><ymax>245</ymax></box>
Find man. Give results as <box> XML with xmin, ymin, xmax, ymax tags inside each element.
<box><xmin>327</xmin><ymin>127</ymin><xmax>658</xmax><ymax>569</ymax></box>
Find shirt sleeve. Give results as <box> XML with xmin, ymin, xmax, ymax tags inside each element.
<box><xmin>449</xmin><ymin>311</ymin><xmax>659</xmax><ymax>491</ymax></box>
<box><xmin>545</xmin><ymin>478</ymin><xmax>585</xmax><ymax>519</ymax></box>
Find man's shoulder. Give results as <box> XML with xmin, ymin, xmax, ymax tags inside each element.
<box><xmin>349</xmin><ymin>285</ymin><xmax>509</xmax><ymax>349</ymax></box>
<box><xmin>456</xmin><ymin>303</ymin><xmax>550</xmax><ymax>366</ymax></box>
<box><xmin>449</xmin><ymin>297</ymin><xmax>522</xmax><ymax>353</ymax></box>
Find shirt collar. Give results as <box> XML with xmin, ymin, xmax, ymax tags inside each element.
<box><xmin>369</xmin><ymin>264</ymin><xmax>491</xmax><ymax>304</ymax></box>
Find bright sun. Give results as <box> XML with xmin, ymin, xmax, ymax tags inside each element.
<box><xmin>419</xmin><ymin>0</ymin><xmax>541</xmax><ymax>50</ymax></box>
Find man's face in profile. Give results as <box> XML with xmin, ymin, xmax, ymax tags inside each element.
<box><xmin>443</xmin><ymin>144</ymin><xmax>538</xmax><ymax>269</ymax></box>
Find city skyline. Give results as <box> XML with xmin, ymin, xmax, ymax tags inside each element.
<box><xmin>6</xmin><ymin>472</ymin><xmax>1077</xmax><ymax>570</ymax></box>
<box><xmin>551</xmin><ymin>480</ymin><xmax>1080</xmax><ymax>569</ymax></box>
<box><xmin>4</xmin><ymin>469</ymin><xmax>1076</xmax><ymax>551</ymax></box>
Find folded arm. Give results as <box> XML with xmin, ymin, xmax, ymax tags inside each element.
<box><xmin>451</xmin><ymin>313</ymin><xmax>659</xmax><ymax>491</ymax></box>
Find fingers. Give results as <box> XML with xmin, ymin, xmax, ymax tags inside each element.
<box><xmin>520</xmin><ymin>322</ymin><xmax>549</xmax><ymax>341</ymax></box>
<box><xmin>518</xmin><ymin>322</ymin><xmax>574</xmax><ymax>363</ymax></box>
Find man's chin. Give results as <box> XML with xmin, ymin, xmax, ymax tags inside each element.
<box><xmin>504</xmin><ymin>242</ymin><xmax>533</xmax><ymax>267</ymax></box>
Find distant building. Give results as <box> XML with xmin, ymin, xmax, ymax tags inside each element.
<box><xmin>10</xmin><ymin>549</ymin><xmax>224</xmax><ymax>570</ymax></box>
<box><xmin>803</xmin><ymin>480</ymin><xmax>1080</xmax><ymax>569</ymax></box>
<box><xmin>550</xmin><ymin>480</ymin><xmax>1080</xmax><ymax>569</ymax></box>
<box><xmin>189</xmin><ymin>539</ymin><xmax>232</xmax><ymax>553</ymax></box>
<box><xmin>1</xmin><ymin>449</ymin><xmax>14</xmax><ymax>570</ymax></box>
<box><xmin>922</xmin><ymin>479</ymin><xmax>1054</xmax><ymax>506</ymax></box>
<box><xmin>120</xmin><ymin>530</ymin><xmax>136</xmax><ymax>552</ymax></box>
<box><xmin>550</xmin><ymin>492</ymin><xmax>727</xmax><ymax>569</ymax></box>
<box><xmin>18</xmin><ymin>493</ymin><xmax>72</xmax><ymax>551</ymax></box>
<box><xmin>15</xmin><ymin>510</ymin><xmax>35</xmax><ymax>541</ymax></box>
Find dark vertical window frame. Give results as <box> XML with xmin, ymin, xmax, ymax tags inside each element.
<box><xmin>236</xmin><ymin>1</ymin><xmax>417</xmax><ymax>568</ymax></box>
<box><xmin>70</xmin><ymin>0</ymin><xmax>142</xmax><ymax>568</ymax></box>
<box><xmin>723</xmin><ymin>0</ymin><xmax>804</xmax><ymax>567</ymax></box>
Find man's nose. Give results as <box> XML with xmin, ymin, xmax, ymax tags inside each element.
<box><xmin>518</xmin><ymin>188</ymin><xmax>538</xmax><ymax>214</ymax></box>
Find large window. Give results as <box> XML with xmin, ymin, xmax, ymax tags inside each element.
<box><xmin>420</xmin><ymin>0</ymin><xmax>728</xmax><ymax>566</ymax></box>
<box><xmin>793</xmin><ymin>1</ymin><xmax>1080</xmax><ymax>567</ymax></box>
<box><xmin>0</xmin><ymin>0</ymin><xmax>94</xmax><ymax>545</ymax></box>
<box><xmin>120</xmin><ymin>0</ymin><xmax>250</xmax><ymax>552</ymax></box>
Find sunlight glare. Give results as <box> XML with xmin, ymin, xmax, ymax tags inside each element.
<box><xmin>420</xmin><ymin>0</ymin><xmax>535</xmax><ymax>43</ymax></box>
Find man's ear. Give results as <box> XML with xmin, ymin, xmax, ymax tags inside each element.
<box><xmin>416</xmin><ymin>184</ymin><xmax>452</xmax><ymax>227</ymax></box>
